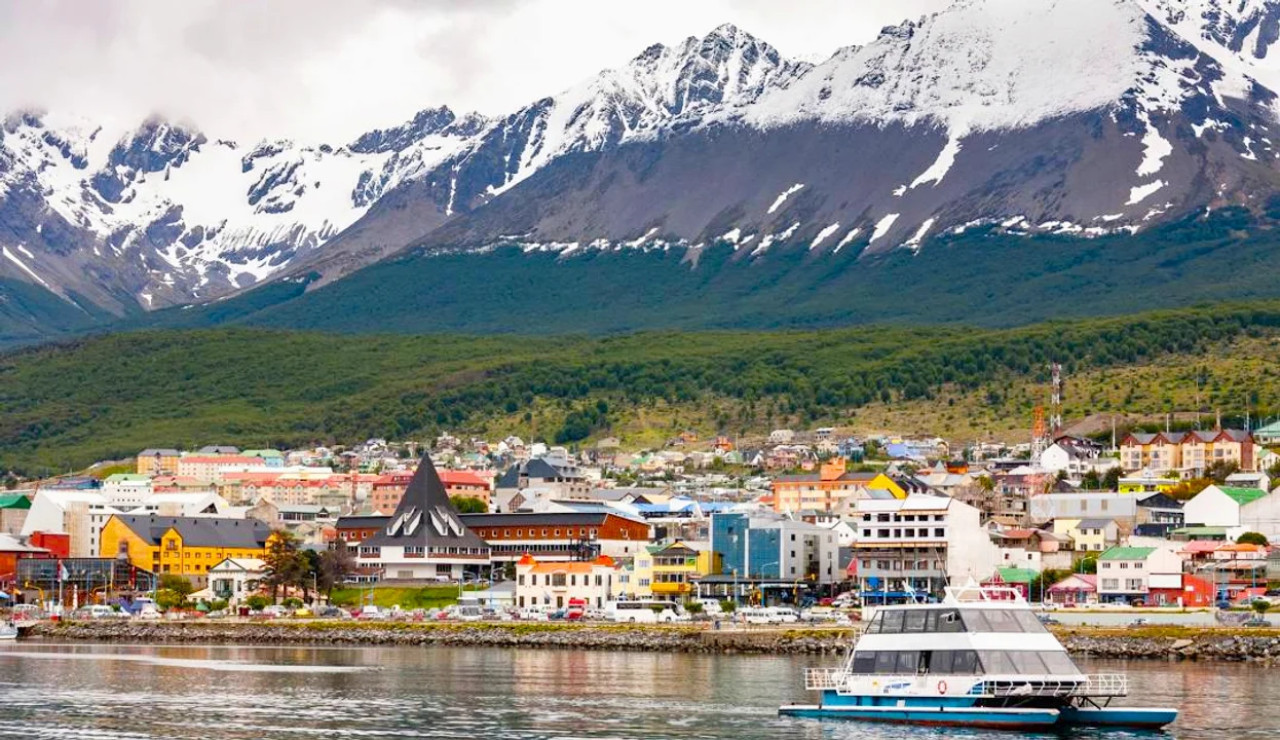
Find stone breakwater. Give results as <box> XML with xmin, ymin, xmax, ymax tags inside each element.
<box><xmin>26</xmin><ymin>621</ymin><xmax>1280</xmax><ymax>661</ymax></box>
<box><xmin>27</xmin><ymin>621</ymin><xmax>853</xmax><ymax>654</ymax></box>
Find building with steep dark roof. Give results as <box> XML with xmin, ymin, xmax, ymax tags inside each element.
<box><xmin>355</xmin><ymin>454</ymin><xmax>490</xmax><ymax>581</ymax></box>
<box><xmin>100</xmin><ymin>514</ymin><xmax>272</xmax><ymax>586</ymax></box>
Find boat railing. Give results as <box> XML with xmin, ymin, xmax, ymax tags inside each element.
<box><xmin>1072</xmin><ymin>673</ymin><xmax>1128</xmax><ymax>697</ymax></box>
<box><xmin>980</xmin><ymin>674</ymin><xmax>1127</xmax><ymax>698</ymax></box>
<box><xmin>803</xmin><ymin>670</ymin><xmax>1128</xmax><ymax>697</ymax></box>
<box><xmin>804</xmin><ymin>668</ymin><xmax>847</xmax><ymax>691</ymax></box>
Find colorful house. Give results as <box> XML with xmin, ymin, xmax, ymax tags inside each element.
<box><xmin>1147</xmin><ymin>573</ymin><xmax>1213</xmax><ymax>607</ymax></box>
<box><xmin>629</xmin><ymin>541</ymin><xmax>720</xmax><ymax>598</ymax></box>
<box><xmin>982</xmin><ymin>567</ymin><xmax>1037</xmax><ymax>599</ymax></box>
<box><xmin>1096</xmin><ymin>546</ymin><xmax>1183</xmax><ymax>604</ymax></box>
<box><xmin>136</xmin><ymin>449</ymin><xmax>182</xmax><ymax>476</ymax></box>
<box><xmin>515</xmin><ymin>553</ymin><xmax>617</xmax><ymax>609</ymax></box>
<box><xmin>99</xmin><ymin>514</ymin><xmax>273</xmax><ymax>585</ymax></box>
<box><xmin>1046</xmin><ymin>573</ymin><xmax>1097</xmax><ymax>605</ymax></box>
<box><xmin>1120</xmin><ymin>430</ymin><xmax>1260</xmax><ymax>475</ymax></box>
<box><xmin>772</xmin><ymin>458</ymin><xmax>905</xmax><ymax>513</ymax></box>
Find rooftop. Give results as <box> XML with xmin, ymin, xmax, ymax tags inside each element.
<box><xmin>1099</xmin><ymin>546</ymin><xmax>1157</xmax><ymax>561</ymax></box>
<box><xmin>1216</xmin><ymin>486</ymin><xmax>1268</xmax><ymax>506</ymax></box>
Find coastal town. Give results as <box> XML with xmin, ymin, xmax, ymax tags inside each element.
<box><xmin>4</xmin><ymin>415</ymin><xmax>1280</xmax><ymax>622</ymax></box>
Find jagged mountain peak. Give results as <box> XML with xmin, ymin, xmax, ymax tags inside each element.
<box><xmin>8</xmin><ymin>3</ymin><xmax>1280</xmax><ymax>343</ymax></box>
<box><xmin>348</xmin><ymin>105</ymin><xmax>491</xmax><ymax>154</ymax></box>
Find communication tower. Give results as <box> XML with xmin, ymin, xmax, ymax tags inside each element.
<box><xmin>1049</xmin><ymin>362</ymin><xmax>1064</xmax><ymax>435</ymax></box>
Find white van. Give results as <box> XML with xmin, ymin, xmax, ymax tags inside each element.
<box><xmin>739</xmin><ymin>607</ymin><xmax>775</xmax><ymax>625</ymax></box>
<box><xmin>769</xmin><ymin>607</ymin><xmax>800</xmax><ymax>623</ymax></box>
<box><xmin>695</xmin><ymin>598</ymin><xmax>724</xmax><ymax>615</ymax></box>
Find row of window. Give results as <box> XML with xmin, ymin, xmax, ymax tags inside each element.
<box><xmin>518</xmin><ymin>573</ymin><xmax>611</xmax><ymax>587</ymax></box>
<box><xmin>358</xmin><ymin>546</ymin><xmax>487</xmax><ymax>556</ymax></box>
<box><xmin>849</xmin><ymin>650</ymin><xmax>1078</xmax><ymax>676</ymax></box>
<box><xmin>475</xmin><ymin>527</ymin><xmax>601</xmax><ymax>539</ymax></box>
<box><xmin>865</xmin><ymin>608</ymin><xmax>1047</xmax><ymax>635</ymax></box>
<box><xmin>1100</xmin><ymin>578</ymin><xmax>1145</xmax><ymax>591</ymax></box>
<box><xmin>861</xmin><ymin>514</ymin><xmax>946</xmax><ymax>523</ymax></box>
<box><xmin>860</xmin><ymin>559</ymin><xmax>946</xmax><ymax>572</ymax></box>
<box><xmin>861</xmin><ymin>528</ymin><xmax>947</xmax><ymax>539</ymax></box>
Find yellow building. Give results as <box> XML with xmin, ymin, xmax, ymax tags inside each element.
<box><xmin>100</xmin><ymin>514</ymin><xmax>273</xmax><ymax>586</ymax></box>
<box><xmin>630</xmin><ymin>541</ymin><xmax>720</xmax><ymax>598</ymax></box>
<box><xmin>1052</xmin><ymin>517</ymin><xmax>1119</xmax><ymax>553</ymax></box>
<box><xmin>136</xmin><ymin>448</ymin><xmax>182</xmax><ymax>476</ymax></box>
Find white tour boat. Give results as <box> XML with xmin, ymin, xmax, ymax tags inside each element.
<box><xmin>779</xmin><ymin>584</ymin><xmax>1177</xmax><ymax>730</ymax></box>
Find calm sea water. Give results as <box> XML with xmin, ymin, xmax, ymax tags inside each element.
<box><xmin>0</xmin><ymin>643</ymin><xmax>1273</xmax><ymax>739</ymax></box>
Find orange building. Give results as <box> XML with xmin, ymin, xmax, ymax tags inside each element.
<box><xmin>771</xmin><ymin>458</ymin><xmax>906</xmax><ymax>512</ymax></box>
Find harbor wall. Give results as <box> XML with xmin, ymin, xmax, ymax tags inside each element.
<box><xmin>22</xmin><ymin>621</ymin><xmax>1280</xmax><ymax>661</ymax></box>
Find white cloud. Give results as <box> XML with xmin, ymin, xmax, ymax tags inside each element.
<box><xmin>0</xmin><ymin>0</ymin><xmax>952</xmax><ymax>142</ymax></box>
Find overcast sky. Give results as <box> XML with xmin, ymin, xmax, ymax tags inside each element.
<box><xmin>0</xmin><ymin>0</ymin><xmax>952</xmax><ymax>143</ymax></box>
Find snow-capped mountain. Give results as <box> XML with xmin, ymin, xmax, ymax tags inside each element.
<box><xmin>381</xmin><ymin>0</ymin><xmax>1280</xmax><ymax>260</ymax></box>
<box><xmin>0</xmin><ymin>106</ymin><xmax>485</xmax><ymax>311</ymax></box>
<box><xmin>6</xmin><ymin>0</ymin><xmax>1280</xmax><ymax>335</ymax></box>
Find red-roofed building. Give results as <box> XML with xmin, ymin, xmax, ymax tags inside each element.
<box><xmin>371</xmin><ymin>469</ymin><xmax>492</xmax><ymax>515</ymax></box>
<box><xmin>515</xmin><ymin>553</ymin><xmax>618</xmax><ymax>610</ymax></box>
<box><xmin>438</xmin><ymin>470</ymin><xmax>492</xmax><ymax>507</ymax></box>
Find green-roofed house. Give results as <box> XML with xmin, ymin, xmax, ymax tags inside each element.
<box><xmin>1255</xmin><ymin>420</ymin><xmax>1280</xmax><ymax>446</ymax></box>
<box><xmin>1184</xmin><ymin>485</ymin><xmax>1280</xmax><ymax>535</ymax></box>
<box><xmin>982</xmin><ymin>566</ymin><xmax>1039</xmax><ymax>599</ymax></box>
<box><xmin>1097</xmin><ymin>545</ymin><xmax>1183</xmax><ymax>604</ymax></box>
<box><xmin>0</xmin><ymin>493</ymin><xmax>32</xmax><ymax>535</ymax></box>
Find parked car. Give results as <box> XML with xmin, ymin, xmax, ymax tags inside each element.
<box><xmin>1243</xmin><ymin>617</ymin><xmax>1271</xmax><ymax>628</ymax></box>
<box><xmin>316</xmin><ymin>606</ymin><xmax>347</xmax><ymax>619</ymax></box>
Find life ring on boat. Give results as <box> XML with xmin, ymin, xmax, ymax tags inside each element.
<box><xmin>937</xmin><ymin>680</ymin><xmax>948</xmax><ymax>694</ymax></box>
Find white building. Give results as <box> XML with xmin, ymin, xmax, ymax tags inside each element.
<box><xmin>99</xmin><ymin>474</ymin><xmax>154</xmax><ymax>508</ymax></box>
<box><xmin>1039</xmin><ymin>441</ymin><xmax>1118</xmax><ymax>479</ymax></box>
<box><xmin>1183</xmin><ymin>485</ymin><xmax>1280</xmax><ymax>539</ymax></box>
<box><xmin>849</xmin><ymin>495</ymin><xmax>999</xmax><ymax>594</ymax></box>
<box><xmin>1096</xmin><ymin>546</ymin><xmax>1183</xmax><ymax>604</ymax></box>
<box><xmin>21</xmin><ymin>490</ymin><xmax>121</xmax><ymax>557</ymax></box>
<box><xmin>208</xmin><ymin>557</ymin><xmax>268</xmax><ymax>604</ymax></box>
<box><xmin>514</xmin><ymin>553</ymin><xmax>617</xmax><ymax>609</ymax></box>
<box><xmin>356</xmin><ymin>455</ymin><xmax>491</xmax><ymax>581</ymax></box>
<box><xmin>1028</xmin><ymin>492</ymin><xmax>1140</xmax><ymax>526</ymax></box>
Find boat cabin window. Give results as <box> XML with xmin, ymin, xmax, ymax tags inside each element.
<box><xmin>958</xmin><ymin>609</ymin><xmax>1046</xmax><ymax>634</ymax></box>
<box><xmin>866</xmin><ymin>608</ymin><xmax>964</xmax><ymax>634</ymax></box>
<box><xmin>851</xmin><ymin>650</ymin><xmax>980</xmax><ymax>674</ymax></box>
<box><xmin>849</xmin><ymin>650</ymin><xmax>1078</xmax><ymax>676</ymax></box>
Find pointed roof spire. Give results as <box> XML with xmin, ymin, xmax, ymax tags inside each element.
<box><xmin>363</xmin><ymin>453</ymin><xmax>489</xmax><ymax>551</ymax></box>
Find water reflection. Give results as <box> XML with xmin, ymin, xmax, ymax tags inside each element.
<box><xmin>0</xmin><ymin>643</ymin><xmax>1273</xmax><ymax>739</ymax></box>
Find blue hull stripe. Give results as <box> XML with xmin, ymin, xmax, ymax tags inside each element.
<box><xmin>779</xmin><ymin>705</ymin><xmax>1060</xmax><ymax>729</ymax></box>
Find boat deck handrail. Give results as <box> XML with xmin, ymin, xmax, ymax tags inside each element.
<box><xmin>804</xmin><ymin>670</ymin><xmax>1128</xmax><ymax>697</ymax></box>
<box><xmin>804</xmin><ymin>668</ymin><xmax>846</xmax><ymax>691</ymax></box>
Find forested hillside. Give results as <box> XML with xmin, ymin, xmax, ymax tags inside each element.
<box><xmin>3</xmin><ymin>301</ymin><xmax>1279</xmax><ymax>475</ymax></box>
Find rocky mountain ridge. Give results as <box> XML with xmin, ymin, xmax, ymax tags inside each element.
<box><xmin>6</xmin><ymin>0</ymin><xmax>1280</xmax><ymax>342</ymax></box>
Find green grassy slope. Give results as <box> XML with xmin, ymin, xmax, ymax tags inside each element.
<box><xmin>0</xmin><ymin>278</ymin><xmax>115</xmax><ymax>348</ymax></box>
<box><xmin>4</xmin><ymin>302</ymin><xmax>1280</xmax><ymax>475</ymax></box>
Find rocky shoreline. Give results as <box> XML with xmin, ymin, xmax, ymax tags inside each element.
<box><xmin>21</xmin><ymin>620</ymin><xmax>1280</xmax><ymax>662</ymax></box>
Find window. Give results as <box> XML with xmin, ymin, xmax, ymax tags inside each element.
<box><xmin>874</xmin><ymin>651</ymin><xmax>897</xmax><ymax>674</ymax></box>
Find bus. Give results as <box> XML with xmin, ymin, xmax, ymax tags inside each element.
<box><xmin>606</xmin><ymin>599</ymin><xmax>685</xmax><ymax>623</ymax></box>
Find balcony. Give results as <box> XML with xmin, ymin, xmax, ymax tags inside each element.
<box><xmin>650</xmin><ymin>581</ymin><xmax>691</xmax><ymax>595</ymax></box>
